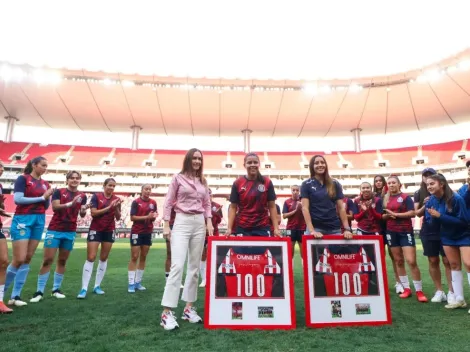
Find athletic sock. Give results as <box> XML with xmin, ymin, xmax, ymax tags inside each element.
<box><xmin>0</xmin><ymin>284</ymin><xmax>4</xmax><ymax>302</ymax></box>
<box><xmin>94</xmin><ymin>260</ymin><xmax>108</xmax><ymax>288</ymax></box>
<box><xmin>199</xmin><ymin>261</ymin><xmax>206</xmax><ymax>282</ymax></box>
<box><xmin>37</xmin><ymin>272</ymin><xmax>50</xmax><ymax>294</ymax></box>
<box><xmin>412</xmin><ymin>280</ymin><xmax>423</xmax><ymax>292</ymax></box>
<box><xmin>399</xmin><ymin>275</ymin><xmax>410</xmax><ymax>289</ymax></box>
<box><xmin>53</xmin><ymin>272</ymin><xmax>64</xmax><ymax>291</ymax></box>
<box><xmin>136</xmin><ymin>269</ymin><xmax>144</xmax><ymax>284</ymax></box>
<box><xmin>4</xmin><ymin>264</ymin><xmax>18</xmax><ymax>293</ymax></box>
<box><xmin>12</xmin><ymin>264</ymin><xmax>30</xmax><ymax>298</ymax></box>
<box><xmin>81</xmin><ymin>261</ymin><xmax>94</xmax><ymax>291</ymax></box>
<box><xmin>467</xmin><ymin>272</ymin><xmax>470</xmax><ymax>287</ymax></box>
<box><xmin>452</xmin><ymin>270</ymin><xmax>464</xmax><ymax>300</ymax></box>
<box><xmin>128</xmin><ymin>271</ymin><xmax>136</xmax><ymax>285</ymax></box>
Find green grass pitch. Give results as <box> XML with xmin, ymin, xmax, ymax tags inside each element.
<box><xmin>1</xmin><ymin>239</ymin><xmax>469</xmax><ymax>352</ymax></box>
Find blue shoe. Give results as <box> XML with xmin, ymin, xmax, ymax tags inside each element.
<box><xmin>77</xmin><ymin>289</ymin><xmax>87</xmax><ymax>299</ymax></box>
<box><xmin>93</xmin><ymin>286</ymin><xmax>105</xmax><ymax>295</ymax></box>
<box><xmin>128</xmin><ymin>284</ymin><xmax>136</xmax><ymax>293</ymax></box>
<box><xmin>135</xmin><ymin>282</ymin><xmax>146</xmax><ymax>291</ymax></box>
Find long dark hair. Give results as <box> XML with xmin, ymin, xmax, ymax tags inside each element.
<box><xmin>180</xmin><ymin>148</ymin><xmax>206</xmax><ymax>185</ymax></box>
<box><xmin>24</xmin><ymin>156</ymin><xmax>46</xmax><ymax>175</ymax></box>
<box><xmin>244</xmin><ymin>153</ymin><xmax>264</xmax><ymax>184</ymax></box>
<box><xmin>373</xmin><ymin>175</ymin><xmax>386</xmax><ymax>197</ymax></box>
<box><xmin>309</xmin><ymin>155</ymin><xmax>336</xmax><ymax>199</ymax></box>
<box><xmin>427</xmin><ymin>174</ymin><xmax>454</xmax><ymax>212</ymax></box>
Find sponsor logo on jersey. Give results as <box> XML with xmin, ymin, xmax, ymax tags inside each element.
<box><xmin>397</xmin><ymin>196</ymin><xmax>403</xmax><ymax>203</ymax></box>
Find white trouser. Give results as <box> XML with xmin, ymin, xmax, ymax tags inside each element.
<box><xmin>161</xmin><ymin>213</ymin><xmax>206</xmax><ymax>308</ymax></box>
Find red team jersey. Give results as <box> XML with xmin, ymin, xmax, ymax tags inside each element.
<box><xmin>384</xmin><ymin>193</ymin><xmax>414</xmax><ymax>233</ymax></box>
<box><xmin>0</xmin><ymin>183</ymin><xmax>4</xmax><ymax>229</ymax></box>
<box><xmin>314</xmin><ymin>246</ymin><xmax>377</xmax><ymax>297</ymax></box>
<box><xmin>130</xmin><ymin>197</ymin><xmax>157</xmax><ymax>234</ymax></box>
<box><xmin>282</xmin><ymin>198</ymin><xmax>306</xmax><ymax>231</ymax></box>
<box><xmin>353</xmin><ymin>196</ymin><xmax>383</xmax><ymax>233</ymax></box>
<box><xmin>89</xmin><ymin>193</ymin><xmax>120</xmax><ymax>232</ymax></box>
<box><xmin>48</xmin><ymin>189</ymin><xmax>87</xmax><ymax>232</ymax></box>
<box><xmin>14</xmin><ymin>174</ymin><xmax>50</xmax><ymax>215</ymax></box>
<box><xmin>229</xmin><ymin>176</ymin><xmax>276</xmax><ymax>229</ymax></box>
<box><xmin>209</xmin><ymin>201</ymin><xmax>223</xmax><ymax>235</ymax></box>
<box><xmin>217</xmin><ymin>248</ymin><xmax>282</xmax><ymax>298</ymax></box>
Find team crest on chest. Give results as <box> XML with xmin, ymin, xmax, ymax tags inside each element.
<box><xmin>149</xmin><ymin>204</ymin><xmax>155</xmax><ymax>210</ymax></box>
<box><xmin>212</xmin><ymin>206</ymin><xmax>217</xmax><ymax>212</ymax></box>
<box><xmin>397</xmin><ymin>197</ymin><xmax>403</xmax><ymax>203</ymax></box>
<box><xmin>258</xmin><ymin>184</ymin><xmax>265</xmax><ymax>192</ymax></box>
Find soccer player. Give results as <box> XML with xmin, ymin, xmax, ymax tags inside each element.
<box><xmin>161</xmin><ymin>148</ymin><xmax>214</xmax><ymax>330</ymax></box>
<box><xmin>269</xmin><ymin>203</ymin><xmax>282</xmax><ymax>235</ymax></box>
<box><xmin>374</xmin><ymin>174</ymin><xmax>403</xmax><ymax>294</ymax></box>
<box><xmin>77</xmin><ymin>178</ymin><xmax>121</xmax><ymax>299</ymax></box>
<box><xmin>127</xmin><ymin>184</ymin><xmax>157</xmax><ymax>293</ymax></box>
<box><xmin>383</xmin><ymin>175</ymin><xmax>427</xmax><ymax>302</ymax></box>
<box><xmin>425</xmin><ymin>173</ymin><xmax>470</xmax><ymax>310</ymax></box>
<box><xmin>0</xmin><ymin>161</ymin><xmax>13</xmax><ymax>314</ymax></box>
<box><xmin>300</xmin><ymin>155</ymin><xmax>352</xmax><ymax>238</ymax></box>
<box><xmin>342</xmin><ymin>197</ymin><xmax>355</xmax><ymax>231</ymax></box>
<box><xmin>283</xmin><ymin>185</ymin><xmax>306</xmax><ymax>260</ymax></box>
<box><xmin>4</xmin><ymin>156</ymin><xmax>53</xmax><ymax>307</ymax></box>
<box><xmin>30</xmin><ymin>171</ymin><xmax>88</xmax><ymax>302</ymax></box>
<box><xmin>415</xmin><ymin>168</ymin><xmax>453</xmax><ymax>303</ymax></box>
<box><xmin>199</xmin><ymin>188</ymin><xmax>223</xmax><ymax>288</ymax></box>
<box><xmin>353</xmin><ymin>182</ymin><xmax>383</xmax><ymax>235</ymax></box>
<box><xmin>225</xmin><ymin>153</ymin><xmax>280</xmax><ymax>237</ymax></box>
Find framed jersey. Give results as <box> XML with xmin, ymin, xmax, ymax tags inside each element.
<box><xmin>303</xmin><ymin>235</ymin><xmax>391</xmax><ymax>328</ymax></box>
<box><xmin>204</xmin><ymin>236</ymin><xmax>295</xmax><ymax>330</ymax></box>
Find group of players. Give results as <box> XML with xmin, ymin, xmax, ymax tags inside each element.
<box><xmin>0</xmin><ymin>152</ymin><xmax>469</xmax><ymax>328</ymax></box>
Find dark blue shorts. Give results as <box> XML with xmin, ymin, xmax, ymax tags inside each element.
<box><xmin>441</xmin><ymin>236</ymin><xmax>470</xmax><ymax>247</ymax></box>
<box><xmin>421</xmin><ymin>236</ymin><xmax>445</xmax><ymax>257</ymax></box>
<box><xmin>386</xmin><ymin>231</ymin><xmax>415</xmax><ymax>247</ymax></box>
<box><xmin>130</xmin><ymin>233</ymin><xmax>152</xmax><ymax>247</ymax></box>
<box><xmin>0</xmin><ymin>230</ymin><xmax>5</xmax><ymax>240</ymax></box>
<box><xmin>87</xmin><ymin>230</ymin><xmax>115</xmax><ymax>243</ymax></box>
<box><xmin>235</xmin><ymin>226</ymin><xmax>271</xmax><ymax>237</ymax></box>
<box><xmin>286</xmin><ymin>229</ymin><xmax>304</xmax><ymax>242</ymax></box>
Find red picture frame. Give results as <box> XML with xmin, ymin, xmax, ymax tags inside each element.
<box><xmin>302</xmin><ymin>235</ymin><xmax>392</xmax><ymax>328</ymax></box>
<box><xmin>204</xmin><ymin>236</ymin><xmax>296</xmax><ymax>330</ymax></box>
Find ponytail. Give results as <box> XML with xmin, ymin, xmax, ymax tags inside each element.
<box><xmin>24</xmin><ymin>156</ymin><xmax>46</xmax><ymax>175</ymax></box>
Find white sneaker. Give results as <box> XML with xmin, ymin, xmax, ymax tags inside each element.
<box><xmin>445</xmin><ymin>299</ymin><xmax>467</xmax><ymax>309</ymax></box>
<box><xmin>199</xmin><ymin>280</ymin><xmax>206</xmax><ymax>288</ymax></box>
<box><xmin>52</xmin><ymin>290</ymin><xmax>66</xmax><ymax>299</ymax></box>
<box><xmin>161</xmin><ymin>310</ymin><xmax>179</xmax><ymax>330</ymax></box>
<box><xmin>30</xmin><ymin>292</ymin><xmax>44</xmax><ymax>303</ymax></box>
<box><xmin>395</xmin><ymin>282</ymin><xmax>404</xmax><ymax>294</ymax></box>
<box><xmin>431</xmin><ymin>291</ymin><xmax>447</xmax><ymax>303</ymax></box>
<box><xmin>182</xmin><ymin>306</ymin><xmax>202</xmax><ymax>323</ymax></box>
<box><xmin>8</xmin><ymin>296</ymin><xmax>28</xmax><ymax>307</ymax></box>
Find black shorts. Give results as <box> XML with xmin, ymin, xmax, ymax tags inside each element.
<box><xmin>0</xmin><ymin>230</ymin><xmax>5</xmax><ymax>240</ymax></box>
<box><xmin>385</xmin><ymin>231</ymin><xmax>415</xmax><ymax>248</ymax></box>
<box><xmin>286</xmin><ymin>229</ymin><xmax>304</xmax><ymax>242</ymax></box>
<box><xmin>130</xmin><ymin>233</ymin><xmax>152</xmax><ymax>247</ymax></box>
<box><xmin>421</xmin><ymin>236</ymin><xmax>445</xmax><ymax>257</ymax></box>
<box><xmin>87</xmin><ymin>230</ymin><xmax>115</xmax><ymax>243</ymax></box>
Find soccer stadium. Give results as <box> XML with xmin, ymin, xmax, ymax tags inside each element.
<box><xmin>1</xmin><ymin>1</ymin><xmax>470</xmax><ymax>351</ymax></box>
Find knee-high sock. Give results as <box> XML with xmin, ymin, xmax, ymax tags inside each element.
<box><xmin>53</xmin><ymin>272</ymin><xmax>64</xmax><ymax>291</ymax></box>
<box><xmin>136</xmin><ymin>269</ymin><xmax>144</xmax><ymax>284</ymax></box>
<box><xmin>4</xmin><ymin>264</ymin><xmax>19</xmax><ymax>293</ymax></box>
<box><xmin>11</xmin><ymin>264</ymin><xmax>30</xmax><ymax>298</ymax></box>
<box><xmin>81</xmin><ymin>261</ymin><xmax>94</xmax><ymax>291</ymax></box>
<box><xmin>37</xmin><ymin>272</ymin><xmax>50</xmax><ymax>294</ymax></box>
<box><xmin>94</xmin><ymin>260</ymin><xmax>108</xmax><ymax>288</ymax></box>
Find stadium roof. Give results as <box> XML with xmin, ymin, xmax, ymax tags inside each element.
<box><xmin>1</xmin><ymin>0</ymin><xmax>470</xmax><ymax>139</ymax></box>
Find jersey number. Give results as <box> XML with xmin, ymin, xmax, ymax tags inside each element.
<box><xmin>236</xmin><ymin>274</ymin><xmax>265</xmax><ymax>297</ymax></box>
<box><xmin>333</xmin><ymin>272</ymin><xmax>362</xmax><ymax>296</ymax></box>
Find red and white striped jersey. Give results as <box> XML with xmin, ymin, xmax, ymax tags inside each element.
<box><xmin>217</xmin><ymin>248</ymin><xmax>281</xmax><ymax>298</ymax></box>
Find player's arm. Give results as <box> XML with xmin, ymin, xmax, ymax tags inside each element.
<box><xmin>282</xmin><ymin>201</ymin><xmax>297</xmax><ymax>219</ymax></box>
<box><xmin>388</xmin><ymin>197</ymin><xmax>415</xmax><ymax>218</ymax></box>
<box><xmin>345</xmin><ymin>198</ymin><xmax>354</xmax><ymax>222</ymax></box>
<box><xmin>301</xmin><ymin>197</ymin><xmax>315</xmax><ymax>234</ymax></box>
<box><xmin>51</xmin><ymin>190</ymin><xmax>80</xmax><ymax>211</ymax></box>
<box><xmin>275</xmin><ymin>204</ymin><xmax>281</xmax><ymax>225</ymax></box>
<box><xmin>79</xmin><ymin>196</ymin><xmax>89</xmax><ymax>217</ymax></box>
<box><xmin>114</xmin><ymin>200</ymin><xmax>122</xmax><ymax>221</ymax></box>
<box><xmin>268</xmin><ymin>201</ymin><xmax>280</xmax><ymax>233</ymax></box>
<box><xmin>226</xmin><ymin>203</ymin><xmax>237</xmax><ymax>236</ymax></box>
<box><xmin>90</xmin><ymin>194</ymin><xmax>111</xmax><ymax>217</ymax></box>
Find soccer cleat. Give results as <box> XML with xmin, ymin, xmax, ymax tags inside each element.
<box><xmin>160</xmin><ymin>310</ymin><xmax>179</xmax><ymax>331</ymax></box>
<box><xmin>77</xmin><ymin>289</ymin><xmax>87</xmax><ymax>299</ymax></box>
<box><xmin>430</xmin><ymin>291</ymin><xmax>446</xmax><ymax>303</ymax></box>
<box><xmin>30</xmin><ymin>291</ymin><xmax>44</xmax><ymax>303</ymax></box>
<box><xmin>445</xmin><ymin>300</ymin><xmax>467</xmax><ymax>309</ymax></box>
<box><xmin>395</xmin><ymin>282</ymin><xmax>404</xmax><ymax>294</ymax></box>
<box><xmin>8</xmin><ymin>296</ymin><xmax>27</xmax><ymax>307</ymax></box>
<box><xmin>135</xmin><ymin>283</ymin><xmax>146</xmax><ymax>291</ymax></box>
<box><xmin>199</xmin><ymin>280</ymin><xmax>206</xmax><ymax>288</ymax></box>
<box><xmin>52</xmin><ymin>289</ymin><xmax>66</xmax><ymax>299</ymax></box>
<box><xmin>399</xmin><ymin>288</ymin><xmax>412</xmax><ymax>299</ymax></box>
<box><xmin>416</xmin><ymin>291</ymin><xmax>428</xmax><ymax>303</ymax></box>
<box><xmin>128</xmin><ymin>284</ymin><xmax>136</xmax><ymax>293</ymax></box>
<box><xmin>93</xmin><ymin>286</ymin><xmax>105</xmax><ymax>295</ymax></box>
<box><xmin>0</xmin><ymin>302</ymin><xmax>13</xmax><ymax>314</ymax></box>
<box><xmin>182</xmin><ymin>306</ymin><xmax>202</xmax><ymax>323</ymax></box>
